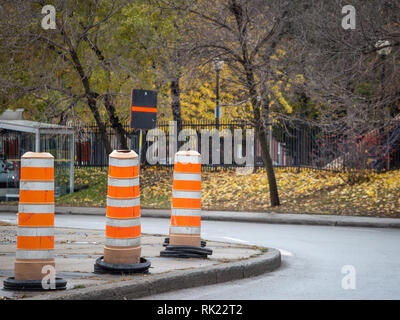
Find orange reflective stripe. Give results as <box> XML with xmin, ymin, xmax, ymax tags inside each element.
<box><xmin>17</xmin><ymin>236</ymin><xmax>54</xmax><ymax>250</ymax></box>
<box><xmin>171</xmin><ymin>215</ymin><xmax>201</xmax><ymax>227</ymax></box>
<box><xmin>20</xmin><ymin>167</ymin><xmax>54</xmax><ymax>180</ymax></box>
<box><xmin>131</xmin><ymin>106</ymin><xmax>157</xmax><ymax>113</ymax></box>
<box><xmin>106</xmin><ymin>206</ymin><xmax>140</xmax><ymax>219</ymax></box>
<box><xmin>173</xmin><ymin>180</ymin><xmax>201</xmax><ymax>191</ymax></box>
<box><xmin>18</xmin><ymin>213</ymin><xmax>54</xmax><ymax>227</ymax></box>
<box><xmin>174</xmin><ymin>162</ymin><xmax>201</xmax><ymax>173</ymax></box>
<box><xmin>106</xmin><ymin>225</ymin><xmax>141</xmax><ymax>238</ymax></box>
<box><xmin>172</xmin><ymin>198</ymin><xmax>201</xmax><ymax>209</ymax></box>
<box><xmin>109</xmin><ymin>166</ymin><xmax>138</xmax><ymax>178</ymax></box>
<box><xmin>107</xmin><ymin>185</ymin><xmax>139</xmax><ymax>198</ymax></box>
<box><xmin>19</xmin><ymin>190</ymin><xmax>54</xmax><ymax>203</ymax></box>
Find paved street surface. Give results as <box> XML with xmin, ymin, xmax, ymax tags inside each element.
<box><xmin>1</xmin><ymin>212</ymin><xmax>400</xmax><ymax>299</ymax></box>
<box><xmin>0</xmin><ymin>213</ymin><xmax>261</xmax><ymax>299</ymax></box>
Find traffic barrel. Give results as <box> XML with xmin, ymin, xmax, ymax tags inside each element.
<box><xmin>3</xmin><ymin>152</ymin><xmax>66</xmax><ymax>291</ymax></box>
<box><xmin>94</xmin><ymin>150</ymin><xmax>150</xmax><ymax>274</ymax></box>
<box><xmin>161</xmin><ymin>150</ymin><xmax>212</xmax><ymax>258</ymax></box>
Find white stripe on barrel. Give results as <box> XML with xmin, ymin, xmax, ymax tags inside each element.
<box><xmin>17</xmin><ymin>227</ymin><xmax>54</xmax><ymax>237</ymax></box>
<box><xmin>107</xmin><ymin>197</ymin><xmax>140</xmax><ymax>207</ymax></box>
<box><xmin>16</xmin><ymin>250</ymin><xmax>54</xmax><ymax>260</ymax></box>
<box><xmin>172</xmin><ymin>190</ymin><xmax>201</xmax><ymax>199</ymax></box>
<box><xmin>169</xmin><ymin>226</ymin><xmax>201</xmax><ymax>235</ymax></box>
<box><xmin>107</xmin><ymin>177</ymin><xmax>139</xmax><ymax>187</ymax></box>
<box><xmin>105</xmin><ymin>238</ymin><xmax>141</xmax><ymax>247</ymax></box>
<box><xmin>173</xmin><ymin>172</ymin><xmax>201</xmax><ymax>181</ymax></box>
<box><xmin>18</xmin><ymin>204</ymin><xmax>55</xmax><ymax>213</ymax></box>
<box><xmin>175</xmin><ymin>154</ymin><xmax>201</xmax><ymax>164</ymax></box>
<box><xmin>171</xmin><ymin>208</ymin><xmax>202</xmax><ymax>217</ymax></box>
<box><xmin>20</xmin><ymin>181</ymin><xmax>54</xmax><ymax>191</ymax></box>
<box><xmin>109</xmin><ymin>157</ymin><xmax>138</xmax><ymax>167</ymax></box>
<box><xmin>105</xmin><ymin>218</ymin><xmax>141</xmax><ymax>227</ymax></box>
<box><xmin>21</xmin><ymin>158</ymin><xmax>53</xmax><ymax>168</ymax></box>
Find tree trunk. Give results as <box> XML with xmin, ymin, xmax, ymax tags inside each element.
<box><xmin>104</xmin><ymin>94</ymin><xmax>128</xmax><ymax>150</ymax></box>
<box><xmin>171</xmin><ymin>77</ymin><xmax>183</xmax><ymax>149</ymax></box>
<box><xmin>257</xmin><ymin>125</ymin><xmax>280</xmax><ymax>206</ymax></box>
<box><xmin>87</xmin><ymin>95</ymin><xmax>112</xmax><ymax>155</ymax></box>
<box><xmin>243</xmin><ymin>62</ymin><xmax>280</xmax><ymax>206</ymax></box>
<box><xmin>69</xmin><ymin>49</ymin><xmax>112</xmax><ymax>155</ymax></box>
<box><xmin>229</xmin><ymin>0</ymin><xmax>280</xmax><ymax>206</ymax></box>
<box><xmin>82</xmin><ymin>36</ymin><xmax>128</xmax><ymax>151</ymax></box>
<box><xmin>171</xmin><ymin>77</ymin><xmax>182</xmax><ymax>130</ymax></box>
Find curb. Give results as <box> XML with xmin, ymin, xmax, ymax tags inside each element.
<box><xmin>1</xmin><ymin>205</ymin><xmax>400</xmax><ymax>229</ymax></box>
<box><xmin>26</xmin><ymin>248</ymin><xmax>281</xmax><ymax>300</ymax></box>
<box><xmin>141</xmin><ymin>209</ymin><xmax>400</xmax><ymax>229</ymax></box>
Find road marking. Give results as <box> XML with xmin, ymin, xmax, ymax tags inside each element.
<box><xmin>0</xmin><ymin>219</ymin><xmax>16</xmax><ymax>224</ymax></box>
<box><xmin>277</xmin><ymin>248</ymin><xmax>293</xmax><ymax>257</ymax></box>
<box><xmin>221</xmin><ymin>236</ymin><xmax>250</xmax><ymax>244</ymax></box>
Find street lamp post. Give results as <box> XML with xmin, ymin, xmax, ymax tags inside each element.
<box><xmin>375</xmin><ymin>40</ymin><xmax>392</xmax><ymax>170</ymax></box>
<box><xmin>212</xmin><ymin>58</ymin><xmax>224</xmax><ymax>131</ymax></box>
<box><xmin>376</xmin><ymin>41</ymin><xmax>390</xmax><ymax>99</ymax></box>
<box><xmin>375</xmin><ymin>40</ymin><xmax>391</xmax><ymax>105</ymax></box>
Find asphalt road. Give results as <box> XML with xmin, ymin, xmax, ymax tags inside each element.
<box><xmin>1</xmin><ymin>212</ymin><xmax>399</xmax><ymax>299</ymax></box>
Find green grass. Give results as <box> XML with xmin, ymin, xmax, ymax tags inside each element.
<box><xmin>55</xmin><ymin>168</ymin><xmax>108</xmax><ymax>207</ymax></box>
<box><xmin>72</xmin><ymin>284</ymin><xmax>86</xmax><ymax>289</ymax></box>
<box><xmin>2</xmin><ymin>167</ymin><xmax>400</xmax><ymax>218</ymax></box>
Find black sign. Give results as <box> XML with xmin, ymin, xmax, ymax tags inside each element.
<box><xmin>130</xmin><ymin>89</ymin><xmax>157</xmax><ymax>130</ymax></box>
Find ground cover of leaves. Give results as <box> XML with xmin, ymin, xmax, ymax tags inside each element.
<box><xmin>51</xmin><ymin>167</ymin><xmax>400</xmax><ymax>218</ymax></box>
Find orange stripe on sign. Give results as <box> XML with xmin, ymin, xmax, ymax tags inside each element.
<box><xmin>173</xmin><ymin>180</ymin><xmax>201</xmax><ymax>191</ymax></box>
<box><xmin>171</xmin><ymin>215</ymin><xmax>201</xmax><ymax>227</ymax></box>
<box><xmin>174</xmin><ymin>163</ymin><xmax>201</xmax><ymax>173</ymax></box>
<box><xmin>109</xmin><ymin>166</ymin><xmax>138</xmax><ymax>179</ymax></box>
<box><xmin>20</xmin><ymin>167</ymin><xmax>54</xmax><ymax>181</ymax></box>
<box><xmin>18</xmin><ymin>213</ymin><xmax>54</xmax><ymax>227</ymax></box>
<box><xmin>17</xmin><ymin>236</ymin><xmax>54</xmax><ymax>250</ymax></box>
<box><xmin>19</xmin><ymin>190</ymin><xmax>54</xmax><ymax>204</ymax></box>
<box><xmin>131</xmin><ymin>106</ymin><xmax>157</xmax><ymax>113</ymax></box>
<box><xmin>107</xmin><ymin>206</ymin><xmax>140</xmax><ymax>219</ymax></box>
<box><xmin>106</xmin><ymin>225</ymin><xmax>141</xmax><ymax>239</ymax></box>
<box><xmin>172</xmin><ymin>198</ymin><xmax>201</xmax><ymax>209</ymax></box>
<box><xmin>107</xmin><ymin>185</ymin><xmax>139</xmax><ymax>198</ymax></box>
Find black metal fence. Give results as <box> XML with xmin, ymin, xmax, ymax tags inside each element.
<box><xmin>74</xmin><ymin>120</ymin><xmax>400</xmax><ymax>171</ymax></box>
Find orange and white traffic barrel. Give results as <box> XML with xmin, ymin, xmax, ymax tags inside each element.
<box><xmin>94</xmin><ymin>150</ymin><xmax>150</xmax><ymax>274</ymax></box>
<box><xmin>161</xmin><ymin>150</ymin><xmax>212</xmax><ymax>258</ymax></box>
<box><xmin>170</xmin><ymin>150</ymin><xmax>202</xmax><ymax>246</ymax></box>
<box><xmin>3</xmin><ymin>152</ymin><xmax>66</xmax><ymax>291</ymax></box>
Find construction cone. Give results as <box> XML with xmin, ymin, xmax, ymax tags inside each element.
<box><xmin>94</xmin><ymin>150</ymin><xmax>150</xmax><ymax>274</ymax></box>
<box><xmin>161</xmin><ymin>150</ymin><xmax>212</xmax><ymax>258</ymax></box>
<box><xmin>3</xmin><ymin>152</ymin><xmax>66</xmax><ymax>291</ymax></box>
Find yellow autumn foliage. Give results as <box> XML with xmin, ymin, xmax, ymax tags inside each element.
<box><xmin>54</xmin><ymin>167</ymin><xmax>400</xmax><ymax>218</ymax></box>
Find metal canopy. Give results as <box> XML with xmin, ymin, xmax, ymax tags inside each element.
<box><xmin>0</xmin><ymin>120</ymin><xmax>74</xmax><ymax>134</ymax></box>
<box><xmin>0</xmin><ymin>120</ymin><xmax>74</xmax><ymax>152</ymax></box>
<box><xmin>0</xmin><ymin>119</ymin><xmax>74</xmax><ymax>194</ymax></box>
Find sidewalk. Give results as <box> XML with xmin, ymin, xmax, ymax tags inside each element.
<box><xmin>1</xmin><ymin>205</ymin><xmax>399</xmax><ymax>229</ymax></box>
<box><xmin>0</xmin><ymin>225</ymin><xmax>280</xmax><ymax>300</ymax></box>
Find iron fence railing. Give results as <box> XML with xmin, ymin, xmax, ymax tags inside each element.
<box><xmin>74</xmin><ymin>120</ymin><xmax>400</xmax><ymax>171</ymax></box>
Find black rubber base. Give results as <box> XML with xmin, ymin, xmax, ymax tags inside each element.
<box><xmin>3</xmin><ymin>277</ymin><xmax>67</xmax><ymax>291</ymax></box>
<box><xmin>160</xmin><ymin>244</ymin><xmax>213</xmax><ymax>259</ymax></box>
<box><xmin>94</xmin><ymin>256</ymin><xmax>151</xmax><ymax>275</ymax></box>
<box><xmin>163</xmin><ymin>237</ymin><xmax>206</xmax><ymax>248</ymax></box>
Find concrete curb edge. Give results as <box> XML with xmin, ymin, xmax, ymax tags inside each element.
<box><xmin>28</xmin><ymin>248</ymin><xmax>281</xmax><ymax>300</ymax></box>
<box><xmin>1</xmin><ymin>205</ymin><xmax>399</xmax><ymax>229</ymax></box>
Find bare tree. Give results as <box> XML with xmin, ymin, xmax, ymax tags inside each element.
<box><xmin>0</xmin><ymin>0</ymin><xmax>140</xmax><ymax>153</ymax></box>
<box><xmin>289</xmin><ymin>0</ymin><xmax>400</xmax><ymax>177</ymax></box>
<box><xmin>158</xmin><ymin>0</ymin><xmax>308</xmax><ymax>206</ymax></box>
